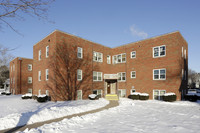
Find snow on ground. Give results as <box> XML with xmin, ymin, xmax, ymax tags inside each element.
<box><xmin>0</xmin><ymin>95</ymin><xmax>109</xmax><ymax>130</ymax></box>
<box><xmin>21</xmin><ymin>99</ymin><xmax>200</xmax><ymax>133</ymax></box>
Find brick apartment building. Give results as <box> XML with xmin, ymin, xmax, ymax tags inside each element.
<box><xmin>10</xmin><ymin>30</ymin><xmax>188</xmax><ymax>101</ymax></box>
<box><xmin>10</xmin><ymin>57</ymin><xmax>33</xmax><ymax>94</ymax></box>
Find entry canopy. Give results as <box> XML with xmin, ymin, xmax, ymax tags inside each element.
<box><xmin>104</xmin><ymin>74</ymin><xmax>118</xmax><ymax>80</ymax></box>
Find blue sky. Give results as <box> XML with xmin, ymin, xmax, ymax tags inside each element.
<box><xmin>0</xmin><ymin>0</ymin><xmax>200</xmax><ymax>72</ymax></box>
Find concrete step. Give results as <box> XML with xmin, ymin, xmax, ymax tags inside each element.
<box><xmin>105</xmin><ymin>94</ymin><xmax>119</xmax><ymax>101</ymax></box>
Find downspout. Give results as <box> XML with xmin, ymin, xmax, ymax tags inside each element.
<box><xmin>19</xmin><ymin>58</ymin><xmax>22</xmax><ymax>94</ymax></box>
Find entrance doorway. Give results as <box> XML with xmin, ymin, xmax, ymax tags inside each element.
<box><xmin>106</xmin><ymin>79</ymin><xmax>117</xmax><ymax>94</ymax></box>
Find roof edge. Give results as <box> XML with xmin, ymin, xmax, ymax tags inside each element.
<box><xmin>33</xmin><ymin>29</ymin><xmax>111</xmax><ymax>49</ymax></box>
<box><xmin>10</xmin><ymin>57</ymin><xmax>33</xmax><ymax>63</ymax></box>
<box><xmin>112</xmin><ymin>31</ymin><xmax>180</xmax><ymax>49</ymax></box>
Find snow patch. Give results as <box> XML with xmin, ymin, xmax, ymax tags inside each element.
<box><xmin>164</xmin><ymin>92</ymin><xmax>175</xmax><ymax>96</ymax></box>
<box><xmin>22</xmin><ymin>93</ymin><xmax>32</xmax><ymax>97</ymax></box>
<box><xmin>88</xmin><ymin>94</ymin><xmax>97</xmax><ymax>99</ymax></box>
<box><xmin>0</xmin><ymin>96</ymin><xmax>109</xmax><ymax>130</ymax></box>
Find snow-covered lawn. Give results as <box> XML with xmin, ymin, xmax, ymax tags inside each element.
<box><xmin>0</xmin><ymin>95</ymin><xmax>109</xmax><ymax>130</ymax></box>
<box><xmin>21</xmin><ymin>99</ymin><xmax>200</xmax><ymax>133</ymax></box>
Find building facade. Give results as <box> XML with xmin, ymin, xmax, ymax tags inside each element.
<box><xmin>10</xmin><ymin>57</ymin><xmax>33</xmax><ymax>94</ymax></box>
<box><xmin>10</xmin><ymin>30</ymin><xmax>188</xmax><ymax>101</ymax></box>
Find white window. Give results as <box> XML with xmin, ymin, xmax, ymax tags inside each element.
<box><xmin>182</xmin><ymin>47</ymin><xmax>184</xmax><ymax>57</ymax></box>
<box><xmin>46</xmin><ymin>46</ymin><xmax>49</xmax><ymax>58</ymax></box>
<box><xmin>38</xmin><ymin>71</ymin><xmax>41</xmax><ymax>81</ymax></box>
<box><xmin>46</xmin><ymin>90</ymin><xmax>49</xmax><ymax>96</ymax></box>
<box><xmin>153</xmin><ymin>69</ymin><xmax>166</xmax><ymax>80</ymax></box>
<box><xmin>28</xmin><ymin>88</ymin><xmax>32</xmax><ymax>94</ymax></box>
<box><xmin>77</xmin><ymin>47</ymin><xmax>83</xmax><ymax>59</ymax></box>
<box><xmin>118</xmin><ymin>89</ymin><xmax>126</xmax><ymax>98</ymax></box>
<box><xmin>107</xmin><ymin>55</ymin><xmax>111</xmax><ymax>64</ymax></box>
<box><xmin>93</xmin><ymin>71</ymin><xmax>102</xmax><ymax>81</ymax></box>
<box><xmin>130</xmin><ymin>89</ymin><xmax>136</xmax><ymax>94</ymax></box>
<box><xmin>153</xmin><ymin>45</ymin><xmax>166</xmax><ymax>58</ymax></box>
<box><xmin>77</xmin><ymin>69</ymin><xmax>82</xmax><ymax>81</ymax></box>
<box><xmin>38</xmin><ymin>90</ymin><xmax>41</xmax><ymax>95</ymax></box>
<box><xmin>182</xmin><ymin>69</ymin><xmax>184</xmax><ymax>80</ymax></box>
<box><xmin>113</xmin><ymin>53</ymin><xmax>126</xmax><ymax>64</ymax></box>
<box><xmin>131</xmin><ymin>71</ymin><xmax>136</xmax><ymax>78</ymax></box>
<box><xmin>93</xmin><ymin>89</ymin><xmax>102</xmax><ymax>98</ymax></box>
<box><xmin>11</xmin><ymin>66</ymin><xmax>12</xmax><ymax>72</ymax></box>
<box><xmin>11</xmin><ymin>78</ymin><xmax>12</xmax><ymax>84</ymax></box>
<box><xmin>184</xmin><ymin>49</ymin><xmax>186</xmax><ymax>59</ymax></box>
<box><xmin>93</xmin><ymin>51</ymin><xmax>103</xmax><ymax>62</ymax></box>
<box><xmin>39</xmin><ymin>50</ymin><xmax>41</xmax><ymax>60</ymax></box>
<box><xmin>28</xmin><ymin>64</ymin><xmax>32</xmax><ymax>71</ymax></box>
<box><xmin>13</xmin><ymin>77</ymin><xmax>15</xmax><ymax>84</ymax></box>
<box><xmin>153</xmin><ymin>90</ymin><xmax>166</xmax><ymax>100</ymax></box>
<box><xmin>77</xmin><ymin>90</ymin><xmax>82</xmax><ymax>100</ymax></box>
<box><xmin>131</xmin><ymin>51</ymin><xmax>136</xmax><ymax>58</ymax></box>
<box><xmin>13</xmin><ymin>64</ymin><xmax>15</xmax><ymax>71</ymax></box>
<box><xmin>28</xmin><ymin>77</ymin><xmax>32</xmax><ymax>83</ymax></box>
<box><xmin>118</xmin><ymin>72</ymin><xmax>126</xmax><ymax>81</ymax></box>
<box><xmin>46</xmin><ymin>69</ymin><xmax>49</xmax><ymax>81</ymax></box>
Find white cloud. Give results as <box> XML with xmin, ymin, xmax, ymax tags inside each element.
<box><xmin>129</xmin><ymin>25</ymin><xmax>148</xmax><ymax>39</ymax></box>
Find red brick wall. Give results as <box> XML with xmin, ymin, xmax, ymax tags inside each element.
<box><xmin>32</xmin><ymin>30</ymin><xmax>188</xmax><ymax>101</ymax></box>
<box><xmin>10</xmin><ymin>57</ymin><xmax>33</xmax><ymax>95</ymax></box>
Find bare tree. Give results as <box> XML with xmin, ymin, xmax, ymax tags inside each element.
<box><xmin>46</xmin><ymin>39</ymin><xmax>97</xmax><ymax>101</ymax></box>
<box><xmin>0</xmin><ymin>0</ymin><xmax>54</xmax><ymax>33</ymax></box>
<box><xmin>0</xmin><ymin>45</ymin><xmax>14</xmax><ymax>87</ymax></box>
<box><xmin>188</xmin><ymin>68</ymin><xmax>198</xmax><ymax>88</ymax></box>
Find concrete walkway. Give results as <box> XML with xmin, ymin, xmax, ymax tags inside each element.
<box><xmin>1</xmin><ymin>100</ymin><xmax>119</xmax><ymax>133</ymax></box>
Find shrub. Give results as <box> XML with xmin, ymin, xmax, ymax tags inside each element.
<box><xmin>128</xmin><ymin>92</ymin><xmax>140</xmax><ymax>100</ymax></box>
<box><xmin>37</xmin><ymin>95</ymin><xmax>48</xmax><ymax>103</ymax></box>
<box><xmin>185</xmin><ymin>94</ymin><xmax>198</xmax><ymax>102</ymax></box>
<box><xmin>21</xmin><ymin>93</ymin><xmax>32</xmax><ymax>99</ymax></box>
<box><xmin>1</xmin><ymin>92</ymin><xmax>6</xmax><ymax>95</ymax></box>
<box><xmin>88</xmin><ymin>94</ymin><xmax>99</xmax><ymax>100</ymax></box>
<box><xmin>5</xmin><ymin>92</ymin><xmax>11</xmax><ymax>95</ymax></box>
<box><xmin>139</xmin><ymin>93</ymin><xmax>149</xmax><ymax>100</ymax></box>
<box><xmin>163</xmin><ymin>93</ymin><xmax>176</xmax><ymax>102</ymax></box>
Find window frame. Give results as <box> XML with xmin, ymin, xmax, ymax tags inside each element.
<box><xmin>46</xmin><ymin>46</ymin><xmax>49</xmax><ymax>58</ymax></box>
<box><xmin>39</xmin><ymin>50</ymin><xmax>41</xmax><ymax>60</ymax></box>
<box><xmin>153</xmin><ymin>90</ymin><xmax>166</xmax><ymax>100</ymax></box>
<box><xmin>182</xmin><ymin>47</ymin><xmax>184</xmax><ymax>57</ymax></box>
<box><xmin>77</xmin><ymin>47</ymin><xmax>83</xmax><ymax>59</ymax></box>
<box><xmin>28</xmin><ymin>64</ymin><xmax>32</xmax><ymax>71</ymax></box>
<box><xmin>153</xmin><ymin>68</ymin><xmax>166</xmax><ymax>80</ymax></box>
<box><xmin>46</xmin><ymin>69</ymin><xmax>49</xmax><ymax>81</ymax></box>
<box><xmin>130</xmin><ymin>89</ymin><xmax>136</xmax><ymax>95</ymax></box>
<box><xmin>131</xmin><ymin>71</ymin><xmax>136</xmax><ymax>78</ymax></box>
<box><xmin>93</xmin><ymin>51</ymin><xmax>103</xmax><ymax>62</ymax></box>
<box><xmin>38</xmin><ymin>89</ymin><xmax>41</xmax><ymax>95</ymax></box>
<box><xmin>93</xmin><ymin>89</ymin><xmax>102</xmax><ymax>98</ymax></box>
<box><xmin>28</xmin><ymin>77</ymin><xmax>32</xmax><ymax>84</ymax></box>
<box><xmin>130</xmin><ymin>51</ymin><xmax>136</xmax><ymax>58</ymax></box>
<box><xmin>184</xmin><ymin>49</ymin><xmax>186</xmax><ymax>59</ymax></box>
<box><xmin>153</xmin><ymin>45</ymin><xmax>166</xmax><ymax>58</ymax></box>
<box><xmin>118</xmin><ymin>72</ymin><xmax>126</xmax><ymax>82</ymax></box>
<box><xmin>107</xmin><ymin>55</ymin><xmax>111</xmax><ymax>64</ymax></box>
<box><xmin>28</xmin><ymin>88</ymin><xmax>32</xmax><ymax>94</ymax></box>
<box><xmin>46</xmin><ymin>90</ymin><xmax>49</xmax><ymax>96</ymax></box>
<box><xmin>77</xmin><ymin>90</ymin><xmax>82</xmax><ymax>100</ymax></box>
<box><xmin>93</xmin><ymin>71</ymin><xmax>103</xmax><ymax>81</ymax></box>
<box><xmin>38</xmin><ymin>71</ymin><xmax>41</xmax><ymax>81</ymax></box>
<box><xmin>77</xmin><ymin>69</ymin><xmax>82</xmax><ymax>81</ymax></box>
<box><xmin>118</xmin><ymin>89</ymin><xmax>126</xmax><ymax>97</ymax></box>
<box><xmin>113</xmin><ymin>53</ymin><xmax>126</xmax><ymax>64</ymax></box>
